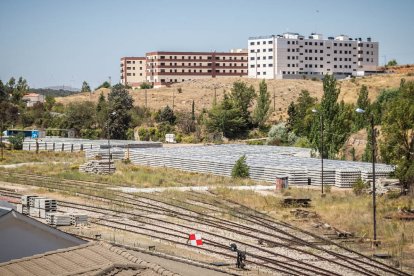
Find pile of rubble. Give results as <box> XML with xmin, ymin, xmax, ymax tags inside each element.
<box><xmin>79</xmin><ymin>159</ymin><xmax>115</xmax><ymax>174</ymax></box>
<box><xmin>365</xmin><ymin>178</ymin><xmax>401</xmax><ymax>195</ymax></box>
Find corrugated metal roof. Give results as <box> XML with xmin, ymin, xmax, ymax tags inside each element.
<box><xmin>0</xmin><ymin>242</ymin><xmax>166</xmax><ymax>276</ymax></box>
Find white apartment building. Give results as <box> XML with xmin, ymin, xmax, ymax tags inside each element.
<box><xmin>120</xmin><ymin>57</ymin><xmax>147</xmax><ymax>87</ymax></box>
<box><xmin>248</xmin><ymin>33</ymin><xmax>379</xmax><ymax>79</ymax></box>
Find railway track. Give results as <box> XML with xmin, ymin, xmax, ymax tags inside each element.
<box><xmin>0</xmin><ymin>172</ymin><xmax>409</xmax><ymax>276</ymax></box>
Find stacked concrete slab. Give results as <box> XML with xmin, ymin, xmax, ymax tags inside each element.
<box><xmin>79</xmin><ymin>160</ymin><xmax>116</xmax><ymax>174</ymax></box>
<box><xmin>22</xmin><ymin>137</ymin><xmax>162</xmax><ymax>153</ymax></box>
<box><xmin>128</xmin><ymin>144</ymin><xmax>394</xmax><ymax>187</ymax></box>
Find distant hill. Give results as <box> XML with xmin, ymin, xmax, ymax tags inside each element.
<box><xmin>44</xmin><ymin>85</ymin><xmax>80</xmax><ymax>92</ymax></box>
<box><xmin>31</xmin><ymin>87</ymin><xmax>81</xmax><ymax>97</ymax></box>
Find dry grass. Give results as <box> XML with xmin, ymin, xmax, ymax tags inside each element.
<box><xmin>2</xmin><ymin>151</ymin><xmax>263</xmax><ymax>188</ymax></box>
<box><xmin>0</xmin><ymin>150</ymin><xmax>84</xmax><ymax>165</ymax></box>
<box><xmin>56</xmin><ymin>71</ymin><xmax>414</xmax><ymax>123</ymax></box>
<box><xmin>212</xmin><ymin>187</ymin><xmax>414</xmax><ymax>271</ymax></box>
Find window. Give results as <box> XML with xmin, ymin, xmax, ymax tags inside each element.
<box><xmin>287</xmin><ymin>64</ymin><xmax>290</xmax><ymax>67</ymax></box>
<box><xmin>263</xmin><ymin>41</ymin><xmax>266</xmax><ymax>44</ymax></box>
<box><xmin>287</xmin><ymin>49</ymin><xmax>290</xmax><ymax>52</ymax></box>
<box><xmin>268</xmin><ymin>64</ymin><xmax>273</xmax><ymax>67</ymax></box>
<box><xmin>263</xmin><ymin>49</ymin><xmax>266</xmax><ymax>52</ymax></box>
<box><xmin>309</xmin><ymin>57</ymin><xmax>313</xmax><ymax>60</ymax></box>
<box><xmin>268</xmin><ymin>56</ymin><xmax>272</xmax><ymax>59</ymax></box>
<box><xmin>257</xmin><ymin>72</ymin><xmax>261</xmax><ymax>75</ymax></box>
<box><xmin>250</xmin><ymin>50</ymin><xmax>255</xmax><ymax>53</ymax></box>
<box><xmin>334</xmin><ymin>50</ymin><xmax>337</xmax><ymax>54</ymax></box>
<box><xmin>257</xmin><ymin>41</ymin><xmax>260</xmax><ymax>45</ymax></box>
<box><xmin>250</xmin><ymin>57</ymin><xmax>255</xmax><ymax>60</ymax></box>
<box><xmin>287</xmin><ymin>56</ymin><xmax>290</xmax><ymax>60</ymax></box>
<box><xmin>309</xmin><ymin>42</ymin><xmax>313</xmax><ymax>46</ymax></box>
<box><xmin>127</xmin><ymin>61</ymin><xmax>131</xmax><ymax>64</ymax></box>
<box><xmin>268</xmin><ymin>48</ymin><xmax>273</xmax><ymax>52</ymax></box>
<box><xmin>309</xmin><ymin>49</ymin><xmax>313</xmax><ymax>53</ymax></box>
<box><xmin>250</xmin><ymin>42</ymin><xmax>255</xmax><ymax>45</ymax></box>
<box><xmin>320</xmin><ymin>57</ymin><xmax>323</xmax><ymax>61</ymax></box>
<box><xmin>320</xmin><ymin>42</ymin><xmax>323</xmax><ymax>46</ymax></box>
<box><xmin>250</xmin><ymin>65</ymin><xmax>255</xmax><ymax>68</ymax></box>
<box><xmin>268</xmin><ymin>40</ymin><xmax>273</xmax><ymax>44</ymax></box>
<box><xmin>263</xmin><ymin>64</ymin><xmax>266</xmax><ymax>67</ymax></box>
<box><xmin>127</xmin><ymin>67</ymin><xmax>131</xmax><ymax>70</ymax></box>
<box><xmin>140</xmin><ymin>73</ymin><xmax>142</xmax><ymax>76</ymax></box>
<box><xmin>287</xmin><ymin>41</ymin><xmax>290</xmax><ymax>45</ymax></box>
<box><xmin>334</xmin><ymin>43</ymin><xmax>337</xmax><ymax>46</ymax></box>
<box><xmin>305</xmin><ymin>42</ymin><xmax>308</xmax><ymax>45</ymax></box>
<box><xmin>133</xmin><ymin>73</ymin><xmax>135</xmax><ymax>76</ymax></box>
<box><xmin>320</xmin><ymin>50</ymin><xmax>323</xmax><ymax>53</ymax></box>
<box><xmin>263</xmin><ymin>72</ymin><xmax>266</xmax><ymax>75</ymax></box>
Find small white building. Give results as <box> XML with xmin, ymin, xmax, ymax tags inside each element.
<box><xmin>248</xmin><ymin>32</ymin><xmax>379</xmax><ymax>79</ymax></box>
<box><xmin>22</xmin><ymin>93</ymin><xmax>45</xmax><ymax>107</ymax></box>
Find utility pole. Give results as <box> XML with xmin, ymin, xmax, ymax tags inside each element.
<box><xmin>145</xmin><ymin>89</ymin><xmax>148</xmax><ymax>109</ymax></box>
<box><xmin>371</xmin><ymin>115</ymin><xmax>377</xmax><ymax>244</ymax></box>
<box><xmin>0</xmin><ymin>119</ymin><xmax>3</xmax><ymax>161</ymax></box>
<box><xmin>172</xmin><ymin>89</ymin><xmax>175</xmax><ymax>111</ymax></box>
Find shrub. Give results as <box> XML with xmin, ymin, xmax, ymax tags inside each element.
<box><xmin>8</xmin><ymin>133</ymin><xmax>25</xmax><ymax>150</ymax></box>
<box><xmin>140</xmin><ymin>82</ymin><xmax>153</xmax><ymax>89</ymax></box>
<box><xmin>247</xmin><ymin>140</ymin><xmax>264</xmax><ymax>145</ymax></box>
<box><xmin>231</xmin><ymin>155</ymin><xmax>250</xmax><ymax>178</ymax></box>
<box><xmin>352</xmin><ymin>177</ymin><xmax>368</xmax><ymax>195</ymax></box>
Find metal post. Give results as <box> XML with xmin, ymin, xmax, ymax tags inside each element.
<box><xmin>321</xmin><ymin>114</ymin><xmax>324</xmax><ymax>195</ymax></box>
<box><xmin>371</xmin><ymin>115</ymin><xmax>377</xmax><ymax>244</ymax></box>
<box><xmin>0</xmin><ymin>119</ymin><xmax>3</xmax><ymax>161</ymax></box>
<box><xmin>107</xmin><ymin>118</ymin><xmax>111</xmax><ymax>174</ymax></box>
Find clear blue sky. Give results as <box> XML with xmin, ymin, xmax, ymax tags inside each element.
<box><xmin>1</xmin><ymin>0</ymin><xmax>413</xmax><ymax>89</ymax></box>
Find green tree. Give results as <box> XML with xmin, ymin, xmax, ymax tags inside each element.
<box><xmin>96</xmin><ymin>81</ymin><xmax>111</xmax><ymax>90</ymax></box>
<box><xmin>191</xmin><ymin>100</ymin><xmax>195</xmax><ymax>121</ymax></box>
<box><xmin>0</xmin><ymin>80</ymin><xmax>8</xmax><ymax>102</ymax></box>
<box><xmin>81</xmin><ymin>81</ymin><xmax>91</xmax><ymax>93</ymax></box>
<box><xmin>229</xmin><ymin>81</ymin><xmax>256</xmax><ymax>126</ymax></box>
<box><xmin>157</xmin><ymin>105</ymin><xmax>176</xmax><ymax>124</ymax></box>
<box><xmin>64</xmin><ymin>101</ymin><xmax>96</xmax><ymax>135</ymax></box>
<box><xmin>387</xmin><ymin>59</ymin><xmax>397</xmax><ymax>67</ymax></box>
<box><xmin>8</xmin><ymin>77</ymin><xmax>29</xmax><ymax>105</ymax></box>
<box><xmin>96</xmin><ymin>92</ymin><xmax>108</xmax><ymax>130</ymax></box>
<box><xmin>380</xmin><ymin>81</ymin><xmax>414</xmax><ymax>193</ymax></box>
<box><xmin>310</xmin><ymin>75</ymin><xmax>352</xmax><ymax>158</ymax></box>
<box><xmin>231</xmin><ymin>155</ymin><xmax>250</xmax><ymax>178</ymax></box>
<box><xmin>287</xmin><ymin>90</ymin><xmax>317</xmax><ymax>137</ymax></box>
<box><xmin>253</xmin><ymin>80</ymin><xmax>271</xmax><ymax>129</ymax></box>
<box><xmin>107</xmin><ymin>84</ymin><xmax>134</xmax><ymax>139</ymax></box>
<box><xmin>205</xmin><ymin>92</ymin><xmax>246</xmax><ymax>139</ymax></box>
<box><xmin>44</xmin><ymin>95</ymin><xmax>55</xmax><ymax>111</ymax></box>
<box><xmin>355</xmin><ymin>85</ymin><xmax>370</xmax><ymax>130</ymax></box>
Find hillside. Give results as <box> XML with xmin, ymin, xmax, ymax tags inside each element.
<box><xmin>56</xmin><ymin>67</ymin><xmax>414</xmax><ymax>123</ymax></box>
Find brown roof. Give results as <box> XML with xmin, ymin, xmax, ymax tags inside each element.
<box><xmin>0</xmin><ymin>242</ymin><xmax>180</xmax><ymax>276</ymax></box>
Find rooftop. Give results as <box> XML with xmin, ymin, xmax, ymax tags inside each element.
<box><xmin>0</xmin><ymin>242</ymin><xmax>169</xmax><ymax>276</ymax></box>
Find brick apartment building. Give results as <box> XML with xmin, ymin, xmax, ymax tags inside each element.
<box><xmin>120</xmin><ymin>50</ymin><xmax>248</xmax><ymax>88</ymax></box>
<box><xmin>120</xmin><ymin>57</ymin><xmax>146</xmax><ymax>87</ymax></box>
